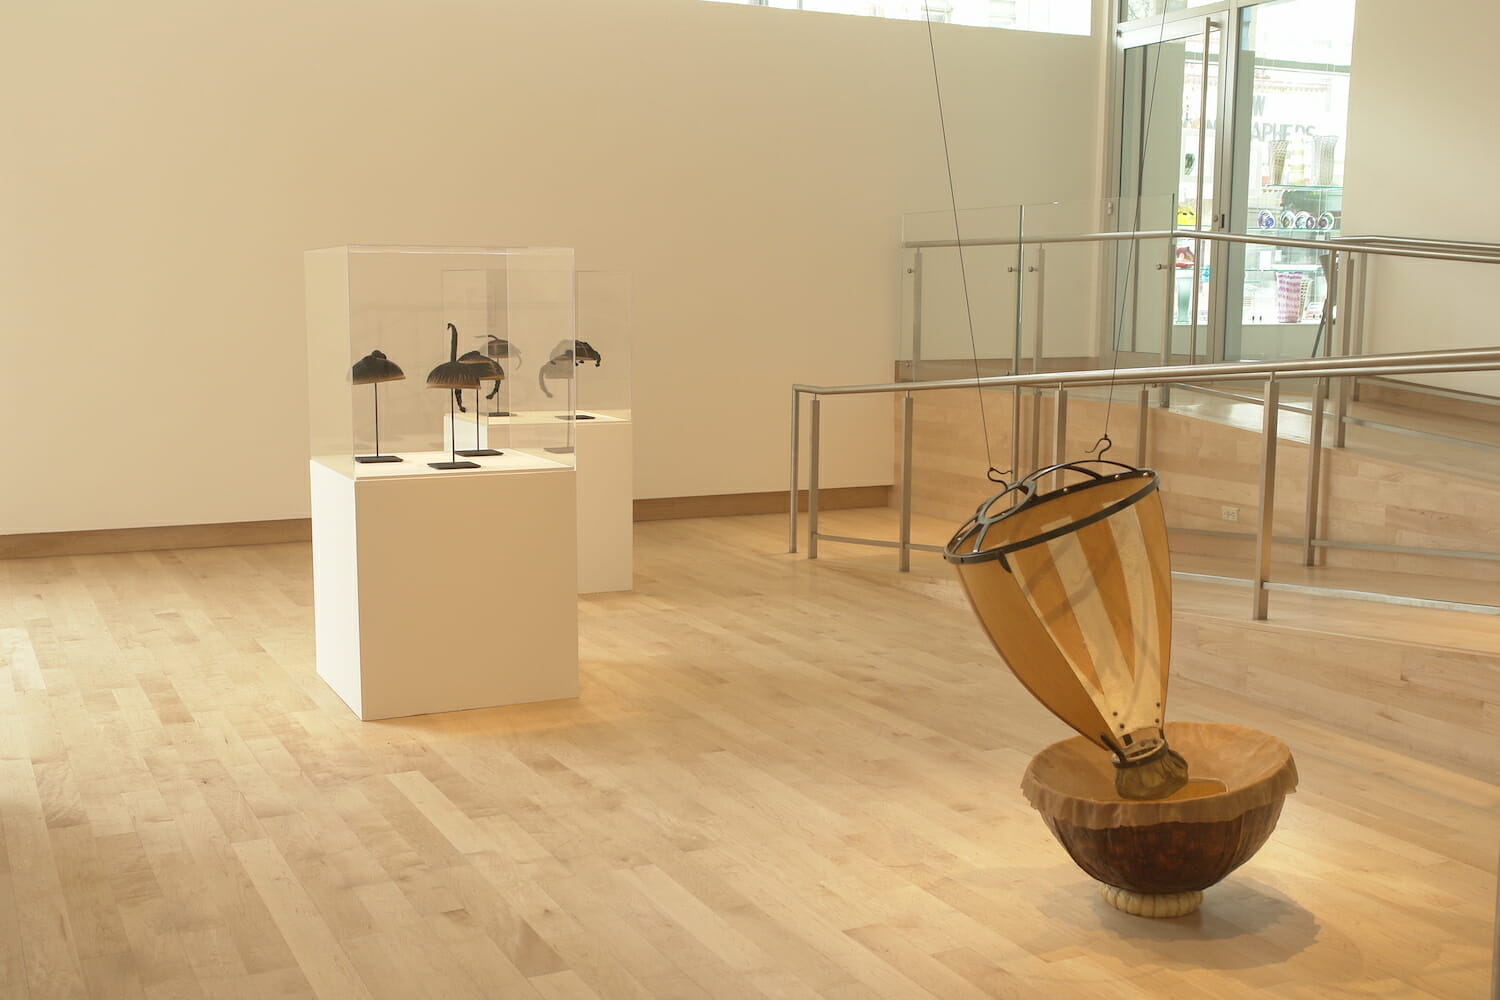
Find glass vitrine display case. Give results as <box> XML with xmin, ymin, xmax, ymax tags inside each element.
<box><xmin>304</xmin><ymin>245</ymin><xmax>583</xmax><ymax>719</ymax></box>
<box><xmin>306</xmin><ymin>246</ymin><xmax>578</xmax><ymax>478</ymax></box>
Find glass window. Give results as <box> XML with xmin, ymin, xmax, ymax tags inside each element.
<box><xmin>1119</xmin><ymin>0</ymin><xmax>1219</xmax><ymax>23</ymax></box>
<box><xmin>700</xmin><ymin>0</ymin><xmax>1091</xmax><ymax>36</ymax></box>
<box><xmin>1230</xmin><ymin>0</ymin><xmax>1353</xmax><ymax>356</ymax></box>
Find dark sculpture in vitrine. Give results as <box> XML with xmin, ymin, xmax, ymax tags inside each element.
<box><xmin>350</xmin><ymin>350</ymin><xmax>406</xmax><ymax>464</ymax></box>
<box><xmin>453</xmin><ymin>351</ymin><xmax>503</xmax><ymax>411</ymax></box>
<box><xmin>425</xmin><ymin>323</ymin><xmax>482</xmax><ymax>470</ymax></box>
<box><xmin>454</xmin><ymin>350</ymin><xmax>504</xmax><ymax>457</ymax></box>
<box><xmin>537</xmin><ymin>340</ymin><xmax>603</xmax><ymax>414</ymax></box>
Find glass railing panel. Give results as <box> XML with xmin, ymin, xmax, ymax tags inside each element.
<box><xmin>1298</xmin><ymin>368</ymin><xmax>1500</xmax><ymax>610</ymax></box>
<box><xmin>1016</xmin><ymin>199</ymin><xmax>1103</xmax><ymax>376</ymax></box>
<box><xmin>1152</xmin><ymin>368</ymin><xmax>1500</xmax><ymax>611</ymax></box>
<box><xmin>1093</xmin><ymin>194</ymin><xmax>1180</xmax><ymax>368</ymax></box>
<box><xmin>899</xmin><ymin>205</ymin><xmax>1022</xmax><ymax>382</ymax></box>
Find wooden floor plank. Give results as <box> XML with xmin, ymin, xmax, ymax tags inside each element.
<box><xmin>0</xmin><ymin>520</ymin><xmax>1493</xmax><ymax>998</ymax></box>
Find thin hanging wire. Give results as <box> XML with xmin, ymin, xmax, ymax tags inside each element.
<box><xmin>922</xmin><ymin>8</ymin><xmax>1007</xmax><ymax>483</ymax></box>
<box><xmin>924</xmin><ymin>6</ymin><xmax>1171</xmax><ymax>476</ymax></box>
<box><xmin>1093</xmin><ymin>10</ymin><xmax>1173</xmax><ymax>458</ymax></box>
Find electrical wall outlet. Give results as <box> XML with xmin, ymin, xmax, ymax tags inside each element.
<box><xmin>1220</xmin><ymin>505</ymin><xmax>1240</xmax><ymax>522</ymax></box>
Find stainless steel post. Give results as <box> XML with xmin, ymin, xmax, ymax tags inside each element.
<box><xmin>1029</xmin><ymin>250</ymin><xmax>1045</xmax><ymax>473</ymax></box>
<box><xmin>789</xmin><ymin>388</ymin><xmax>800</xmax><ymax>553</ymax></box>
<box><xmin>1015</xmin><ymin>206</ymin><xmax>1026</xmax><ymax>376</ymax></box>
<box><xmin>911</xmin><ymin>250</ymin><xmax>924</xmax><ymax>383</ymax></box>
<box><xmin>1334</xmin><ymin>264</ymin><xmax>1353</xmax><ymax>447</ymax></box>
<box><xmin>1325</xmin><ymin>249</ymin><xmax>1340</xmax><ymax>361</ymax></box>
<box><xmin>1159</xmin><ymin>243</ymin><xmax>1174</xmax><ymax>408</ymax></box>
<box><xmin>1012</xmin><ymin>206</ymin><xmax>1026</xmax><ymax>477</ymax></box>
<box><xmin>808</xmin><ymin>396</ymin><xmax>821</xmax><ymax>560</ymax></box>
<box><xmin>1012</xmin><ymin>385</ymin><xmax>1023</xmax><ymax>479</ymax></box>
<box><xmin>1339</xmin><ymin>249</ymin><xmax>1356</xmax><ymax>399</ymax></box>
<box><xmin>1136</xmin><ymin>385</ymin><xmax>1151</xmax><ymax>464</ymax></box>
<box><xmin>1053</xmin><ymin>388</ymin><xmax>1069</xmax><ymax>491</ymax></box>
<box><xmin>1302</xmin><ymin>377</ymin><xmax>1328</xmax><ymax>566</ymax></box>
<box><xmin>1032</xmin><ymin>248</ymin><xmax>1047</xmax><ymax>371</ymax></box>
<box><xmin>1254</xmin><ymin>377</ymin><xmax>1281</xmax><ymax>620</ymax></box>
<box><xmin>1349</xmin><ymin>251</ymin><xmax>1368</xmax><ymax>401</ymax></box>
<box><xmin>1028</xmin><ymin>389</ymin><xmax>1043</xmax><ymax>474</ymax></box>
<box><xmin>1353</xmin><ymin>251</ymin><xmax>1369</xmax><ymax>357</ymax></box>
<box><xmin>899</xmin><ymin>393</ymin><xmax>914</xmax><ymax>573</ymax></box>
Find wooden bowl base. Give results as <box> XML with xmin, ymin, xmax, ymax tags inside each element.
<box><xmin>1099</xmin><ymin>885</ymin><xmax>1202</xmax><ymax>918</ymax></box>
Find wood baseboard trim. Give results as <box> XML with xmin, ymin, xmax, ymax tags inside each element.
<box><xmin>3</xmin><ymin>490</ymin><xmax>894</xmax><ymax>556</ymax></box>
<box><xmin>634</xmin><ymin>486</ymin><xmax>892</xmax><ymax>522</ymax></box>
<box><xmin>0</xmin><ymin>518</ymin><xmax>313</xmax><ymax>560</ymax></box>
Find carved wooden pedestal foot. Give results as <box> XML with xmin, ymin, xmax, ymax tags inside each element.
<box><xmin>1100</xmin><ymin>885</ymin><xmax>1202</xmax><ymax>918</ymax></box>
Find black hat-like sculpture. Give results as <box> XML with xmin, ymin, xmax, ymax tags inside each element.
<box><xmin>454</xmin><ymin>351</ymin><xmax>505</xmax><ymax>457</ymax></box>
<box><xmin>352</xmin><ymin>350</ymin><xmax>404</xmax><ymax>385</ymax></box>
<box><xmin>453</xmin><ymin>351</ymin><xmax>503</xmax><ymax>412</ymax></box>
<box><xmin>426</xmin><ymin>323</ymin><xmax>482</xmax><ymax>470</ymax></box>
<box><xmin>351</xmin><ymin>350</ymin><xmax>405</xmax><ymax>464</ymax></box>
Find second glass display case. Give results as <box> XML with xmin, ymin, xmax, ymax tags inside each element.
<box><xmin>306</xmin><ymin>245</ymin><xmax>579</xmax><ymax>478</ymax></box>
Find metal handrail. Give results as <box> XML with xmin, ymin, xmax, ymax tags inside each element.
<box><xmin>793</xmin><ymin>347</ymin><xmax>1500</xmax><ymax>397</ymax></box>
<box><xmin>789</xmin><ymin>347</ymin><xmax>1500</xmax><ymax>621</ymax></box>
<box><xmin>901</xmin><ymin>224</ymin><xmax>1500</xmax><ymax>451</ymax></box>
<box><xmin>1334</xmin><ymin>233</ymin><xmax>1500</xmax><ymax>258</ymax></box>
<box><xmin>904</xmin><ymin>227</ymin><xmax>1500</xmax><ymax>265</ymax></box>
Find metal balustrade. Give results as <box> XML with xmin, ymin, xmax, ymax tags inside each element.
<box><xmin>791</xmin><ymin>220</ymin><xmax>1500</xmax><ymax>619</ymax></box>
<box><xmin>788</xmin><ymin>346</ymin><xmax>1500</xmax><ymax>621</ymax></box>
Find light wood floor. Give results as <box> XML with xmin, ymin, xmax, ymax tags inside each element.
<box><xmin>2</xmin><ymin>513</ymin><xmax>1497</xmax><ymax>999</ymax></box>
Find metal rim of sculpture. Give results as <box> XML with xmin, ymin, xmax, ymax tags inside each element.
<box><xmin>944</xmin><ymin>460</ymin><xmax>1159</xmax><ymax>571</ymax></box>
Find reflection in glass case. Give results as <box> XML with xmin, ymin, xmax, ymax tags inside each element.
<box><xmin>573</xmin><ymin>271</ymin><xmax>632</xmax><ymax>422</ymax></box>
<box><xmin>506</xmin><ymin>271</ymin><xmax>632</xmax><ymax>456</ymax></box>
<box><xmin>305</xmin><ymin>246</ymin><xmax>578</xmax><ymax>478</ymax></box>
<box><xmin>569</xmin><ymin>271</ymin><xmax>633</xmax><ymax>594</ymax></box>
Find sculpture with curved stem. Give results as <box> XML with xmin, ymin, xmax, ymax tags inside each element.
<box><xmin>426</xmin><ymin>323</ymin><xmax>482</xmax><ymax>470</ymax></box>
<box><xmin>455</xmin><ymin>350</ymin><xmax>504</xmax><ymax>456</ymax></box>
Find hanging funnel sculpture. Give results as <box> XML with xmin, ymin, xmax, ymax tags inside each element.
<box><xmin>945</xmin><ymin>459</ymin><xmax>1296</xmax><ymax>918</ymax></box>
<box><xmin>946</xmin><ymin>459</ymin><xmax>1183</xmax><ymax>799</ymax></box>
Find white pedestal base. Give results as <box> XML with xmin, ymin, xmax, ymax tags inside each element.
<box><xmin>574</xmin><ymin>417</ymin><xmax>633</xmax><ymax>594</ymax></box>
<box><xmin>310</xmin><ymin>461</ymin><xmax>578</xmax><ymax>720</ymax></box>
<box><xmin>476</xmin><ymin>410</ymin><xmax>633</xmax><ymax>594</ymax></box>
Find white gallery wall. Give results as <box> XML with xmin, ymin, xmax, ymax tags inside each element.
<box><xmin>1343</xmin><ymin>0</ymin><xmax>1500</xmax><ymax>395</ymax></box>
<box><xmin>0</xmin><ymin>0</ymin><xmax>1106</xmax><ymax>535</ymax></box>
